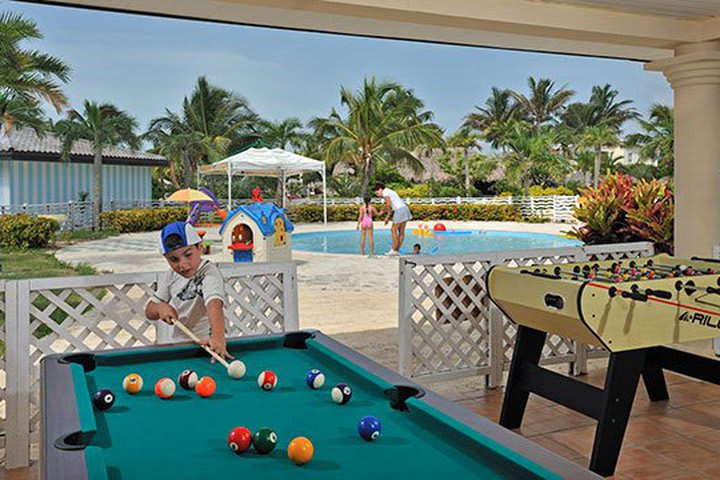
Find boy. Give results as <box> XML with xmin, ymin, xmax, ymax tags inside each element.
<box><xmin>374</xmin><ymin>182</ymin><xmax>412</xmax><ymax>255</ymax></box>
<box><xmin>146</xmin><ymin>221</ymin><xmax>232</xmax><ymax>362</ymax></box>
<box><xmin>412</xmin><ymin>243</ymin><xmax>421</xmax><ymax>255</ymax></box>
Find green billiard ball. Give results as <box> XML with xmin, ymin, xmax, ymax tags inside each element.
<box><xmin>252</xmin><ymin>427</ymin><xmax>278</xmax><ymax>454</ymax></box>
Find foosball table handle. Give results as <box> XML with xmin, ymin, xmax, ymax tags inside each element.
<box><xmin>644</xmin><ymin>289</ymin><xmax>673</xmax><ymax>299</ymax></box>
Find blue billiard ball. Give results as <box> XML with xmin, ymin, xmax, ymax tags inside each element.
<box><xmin>92</xmin><ymin>389</ymin><xmax>115</xmax><ymax>411</ymax></box>
<box><xmin>358</xmin><ymin>416</ymin><xmax>381</xmax><ymax>441</ymax></box>
<box><xmin>305</xmin><ymin>369</ymin><xmax>326</xmax><ymax>389</ymax></box>
<box><xmin>331</xmin><ymin>383</ymin><xmax>352</xmax><ymax>405</ymax></box>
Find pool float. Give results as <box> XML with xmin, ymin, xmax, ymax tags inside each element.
<box><xmin>433</xmin><ymin>223</ymin><xmax>446</xmax><ymax>232</ymax></box>
<box><xmin>411</xmin><ymin>224</ymin><xmax>435</xmax><ymax>237</ymax></box>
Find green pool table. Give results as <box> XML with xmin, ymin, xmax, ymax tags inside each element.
<box><xmin>41</xmin><ymin>331</ymin><xmax>599</xmax><ymax>479</ymax></box>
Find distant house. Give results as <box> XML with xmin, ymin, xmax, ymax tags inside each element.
<box><xmin>0</xmin><ymin>127</ymin><xmax>167</xmax><ymax>206</ymax></box>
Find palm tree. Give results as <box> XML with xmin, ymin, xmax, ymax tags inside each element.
<box><xmin>0</xmin><ymin>92</ymin><xmax>47</xmax><ymax>135</ymax></box>
<box><xmin>562</xmin><ymin>84</ymin><xmax>637</xmax><ymax>133</ymax></box>
<box><xmin>500</xmin><ymin>122</ymin><xmax>571</xmax><ymax>193</ymax></box>
<box><xmin>626</xmin><ymin>104</ymin><xmax>674</xmax><ymax>177</ymax></box>
<box><xmin>314</xmin><ymin>77</ymin><xmax>443</xmax><ymax>197</ymax></box>
<box><xmin>147</xmin><ymin>77</ymin><xmax>259</xmax><ymax>188</ymax></box>
<box><xmin>258</xmin><ymin>117</ymin><xmax>306</xmax><ymax>150</ymax></box>
<box><xmin>0</xmin><ymin>12</ymin><xmax>70</xmax><ymax>115</ymax></box>
<box><xmin>464</xmin><ymin>87</ymin><xmax>517</xmax><ymax>148</ymax></box>
<box><xmin>510</xmin><ymin>77</ymin><xmax>575</xmax><ymax>129</ymax></box>
<box><xmin>55</xmin><ymin>101</ymin><xmax>139</xmax><ymax>230</ymax></box>
<box><xmin>578</xmin><ymin>124</ymin><xmax>620</xmax><ymax>186</ymax></box>
<box><xmin>444</xmin><ymin>127</ymin><xmax>483</xmax><ymax>196</ymax></box>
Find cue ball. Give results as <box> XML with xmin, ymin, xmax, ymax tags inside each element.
<box><xmin>257</xmin><ymin>370</ymin><xmax>278</xmax><ymax>391</ymax></box>
<box><xmin>227</xmin><ymin>360</ymin><xmax>246</xmax><ymax>379</ymax></box>
<box><xmin>178</xmin><ymin>369</ymin><xmax>198</xmax><ymax>390</ymax></box>
<box><xmin>305</xmin><ymin>369</ymin><xmax>325</xmax><ymax>389</ymax></box>
<box><xmin>358</xmin><ymin>416</ymin><xmax>382</xmax><ymax>441</ymax></box>
<box><xmin>331</xmin><ymin>383</ymin><xmax>352</xmax><ymax>405</ymax></box>
<box><xmin>154</xmin><ymin>378</ymin><xmax>176</xmax><ymax>399</ymax></box>
<box><xmin>92</xmin><ymin>389</ymin><xmax>115</xmax><ymax>410</ymax></box>
<box><xmin>122</xmin><ymin>373</ymin><xmax>143</xmax><ymax>394</ymax></box>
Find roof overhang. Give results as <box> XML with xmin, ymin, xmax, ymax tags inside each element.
<box><xmin>24</xmin><ymin>0</ymin><xmax>720</xmax><ymax>61</ymax></box>
<box><xmin>1</xmin><ymin>150</ymin><xmax>168</xmax><ymax>167</ymax></box>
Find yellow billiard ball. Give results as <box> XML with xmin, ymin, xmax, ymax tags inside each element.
<box><xmin>122</xmin><ymin>373</ymin><xmax>143</xmax><ymax>394</ymax></box>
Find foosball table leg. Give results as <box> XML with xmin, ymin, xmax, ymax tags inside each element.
<box><xmin>641</xmin><ymin>360</ymin><xmax>670</xmax><ymax>401</ymax></box>
<box><xmin>499</xmin><ymin>325</ymin><xmax>547</xmax><ymax>429</ymax></box>
<box><xmin>589</xmin><ymin>350</ymin><xmax>647</xmax><ymax>477</ymax></box>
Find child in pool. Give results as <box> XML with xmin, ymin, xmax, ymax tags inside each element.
<box><xmin>412</xmin><ymin>243</ymin><xmax>421</xmax><ymax>255</ymax></box>
<box><xmin>356</xmin><ymin>196</ymin><xmax>380</xmax><ymax>256</ymax></box>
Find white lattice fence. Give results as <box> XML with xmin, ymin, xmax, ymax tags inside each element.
<box><xmin>4</xmin><ymin>262</ymin><xmax>297</xmax><ymax>469</ymax></box>
<box><xmin>399</xmin><ymin>242</ymin><xmax>655</xmax><ymax>384</ymax></box>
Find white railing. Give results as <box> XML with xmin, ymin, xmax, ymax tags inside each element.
<box><xmin>1</xmin><ymin>262</ymin><xmax>298</xmax><ymax>468</ymax></box>
<box><xmin>290</xmin><ymin>195</ymin><xmax>580</xmax><ymax>222</ymax></box>
<box><xmin>398</xmin><ymin>242</ymin><xmax>655</xmax><ymax>385</ymax></box>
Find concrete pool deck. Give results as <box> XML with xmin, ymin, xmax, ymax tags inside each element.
<box><xmin>55</xmin><ymin>220</ymin><xmax>576</xmax><ymax>335</ymax></box>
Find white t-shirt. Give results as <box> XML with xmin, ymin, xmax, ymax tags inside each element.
<box><xmin>382</xmin><ymin>188</ymin><xmax>406</xmax><ymax>211</ymax></box>
<box><xmin>149</xmin><ymin>260</ymin><xmax>225</xmax><ymax>342</ymax></box>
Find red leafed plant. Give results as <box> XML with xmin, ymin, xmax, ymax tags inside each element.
<box><xmin>569</xmin><ymin>172</ymin><xmax>674</xmax><ymax>253</ymax></box>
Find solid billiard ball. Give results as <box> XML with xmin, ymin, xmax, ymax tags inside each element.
<box><xmin>228</xmin><ymin>426</ymin><xmax>253</xmax><ymax>454</ymax></box>
<box><xmin>305</xmin><ymin>369</ymin><xmax>325</xmax><ymax>389</ymax></box>
<box><xmin>178</xmin><ymin>369</ymin><xmax>198</xmax><ymax>390</ymax></box>
<box><xmin>287</xmin><ymin>436</ymin><xmax>313</xmax><ymax>465</ymax></box>
<box><xmin>227</xmin><ymin>360</ymin><xmax>246</xmax><ymax>379</ymax></box>
<box><xmin>92</xmin><ymin>389</ymin><xmax>115</xmax><ymax>410</ymax></box>
<box><xmin>331</xmin><ymin>383</ymin><xmax>352</xmax><ymax>405</ymax></box>
<box><xmin>122</xmin><ymin>373</ymin><xmax>143</xmax><ymax>394</ymax></box>
<box><xmin>195</xmin><ymin>376</ymin><xmax>216</xmax><ymax>398</ymax></box>
<box><xmin>257</xmin><ymin>370</ymin><xmax>277</xmax><ymax>391</ymax></box>
<box><xmin>358</xmin><ymin>416</ymin><xmax>382</xmax><ymax>441</ymax></box>
<box><xmin>154</xmin><ymin>378</ymin><xmax>176</xmax><ymax>399</ymax></box>
<box><xmin>253</xmin><ymin>427</ymin><xmax>278</xmax><ymax>454</ymax></box>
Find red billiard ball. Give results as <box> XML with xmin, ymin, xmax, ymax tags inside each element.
<box><xmin>228</xmin><ymin>427</ymin><xmax>252</xmax><ymax>454</ymax></box>
<box><xmin>257</xmin><ymin>370</ymin><xmax>277</xmax><ymax>391</ymax></box>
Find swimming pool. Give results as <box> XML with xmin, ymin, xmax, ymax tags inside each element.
<box><xmin>292</xmin><ymin>229</ymin><xmax>581</xmax><ymax>255</ymax></box>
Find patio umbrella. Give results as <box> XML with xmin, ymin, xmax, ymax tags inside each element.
<box><xmin>167</xmin><ymin>188</ymin><xmax>213</xmax><ymax>203</ymax></box>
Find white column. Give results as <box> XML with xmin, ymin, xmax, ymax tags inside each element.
<box><xmin>647</xmin><ymin>41</ymin><xmax>720</xmax><ymax>257</ymax></box>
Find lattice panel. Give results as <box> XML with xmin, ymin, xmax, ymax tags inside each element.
<box><xmin>27</xmin><ymin>282</ymin><xmax>157</xmax><ymax>448</ymax></box>
<box><xmin>224</xmin><ymin>274</ymin><xmax>285</xmax><ymax>336</ymax></box>
<box><xmin>0</xmin><ymin>289</ymin><xmax>6</xmax><ymax>460</ymax></box>
<box><xmin>406</xmin><ymin>260</ymin><xmax>493</xmax><ymax>377</ymax></box>
<box><xmin>501</xmin><ymin>321</ymin><xmax>575</xmax><ymax>365</ymax></box>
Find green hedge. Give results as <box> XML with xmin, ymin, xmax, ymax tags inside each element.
<box><xmin>100</xmin><ymin>207</ymin><xmax>187</xmax><ymax>233</ymax></box>
<box><xmin>0</xmin><ymin>214</ymin><xmax>59</xmax><ymax>249</ymax></box>
<box><xmin>288</xmin><ymin>204</ymin><xmax>523</xmax><ymax>223</ymax></box>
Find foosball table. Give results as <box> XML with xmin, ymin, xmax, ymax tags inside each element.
<box><xmin>487</xmin><ymin>254</ymin><xmax>720</xmax><ymax>476</ymax></box>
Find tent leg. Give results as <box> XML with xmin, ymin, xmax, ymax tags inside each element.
<box><xmin>322</xmin><ymin>165</ymin><xmax>327</xmax><ymax>226</ymax></box>
<box><xmin>227</xmin><ymin>164</ymin><xmax>232</xmax><ymax>209</ymax></box>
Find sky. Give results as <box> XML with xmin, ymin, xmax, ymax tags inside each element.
<box><xmin>6</xmin><ymin>0</ymin><xmax>673</xmax><ymax>136</ymax></box>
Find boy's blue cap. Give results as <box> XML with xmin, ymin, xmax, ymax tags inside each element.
<box><xmin>159</xmin><ymin>221</ymin><xmax>202</xmax><ymax>254</ymax></box>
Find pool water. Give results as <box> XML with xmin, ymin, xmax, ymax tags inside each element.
<box><xmin>292</xmin><ymin>229</ymin><xmax>581</xmax><ymax>255</ymax></box>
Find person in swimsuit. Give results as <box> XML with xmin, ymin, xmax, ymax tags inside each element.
<box><xmin>356</xmin><ymin>196</ymin><xmax>379</xmax><ymax>256</ymax></box>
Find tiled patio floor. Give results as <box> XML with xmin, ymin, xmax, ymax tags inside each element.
<box><xmin>455</xmin><ymin>366</ymin><xmax>720</xmax><ymax>479</ymax></box>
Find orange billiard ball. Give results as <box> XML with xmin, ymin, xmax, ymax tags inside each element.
<box><xmin>122</xmin><ymin>373</ymin><xmax>143</xmax><ymax>394</ymax></box>
<box><xmin>195</xmin><ymin>376</ymin><xmax>216</xmax><ymax>398</ymax></box>
<box><xmin>287</xmin><ymin>437</ymin><xmax>314</xmax><ymax>465</ymax></box>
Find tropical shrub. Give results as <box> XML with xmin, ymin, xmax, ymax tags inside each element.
<box><xmin>288</xmin><ymin>204</ymin><xmax>522</xmax><ymax>223</ymax></box>
<box><xmin>527</xmin><ymin>185</ymin><xmax>574</xmax><ymax>196</ymax></box>
<box><xmin>570</xmin><ymin>173</ymin><xmax>673</xmax><ymax>253</ymax></box>
<box><xmin>0</xmin><ymin>214</ymin><xmax>59</xmax><ymax>249</ymax></box>
<box><xmin>100</xmin><ymin>207</ymin><xmax>187</xmax><ymax>233</ymax></box>
<box><xmin>396</xmin><ymin>184</ymin><xmax>431</xmax><ymax>198</ymax></box>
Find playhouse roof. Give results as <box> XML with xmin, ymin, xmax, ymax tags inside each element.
<box><xmin>219</xmin><ymin>202</ymin><xmax>294</xmax><ymax>237</ymax></box>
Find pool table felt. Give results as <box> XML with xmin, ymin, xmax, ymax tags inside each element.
<box><xmin>70</xmin><ymin>336</ymin><xmax>561</xmax><ymax>479</ymax></box>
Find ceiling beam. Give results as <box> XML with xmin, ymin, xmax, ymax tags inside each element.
<box><xmin>27</xmin><ymin>0</ymin><xmax>711</xmax><ymax>60</ymax></box>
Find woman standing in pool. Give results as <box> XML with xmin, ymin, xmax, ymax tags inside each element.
<box><xmin>356</xmin><ymin>196</ymin><xmax>379</xmax><ymax>256</ymax></box>
<box><xmin>374</xmin><ymin>182</ymin><xmax>412</xmax><ymax>256</ymax></box>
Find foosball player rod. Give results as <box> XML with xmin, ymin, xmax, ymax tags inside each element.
<box><xmin>674</xmin><ymin>280</ymin><xmax>720</xmax><ymax>296</ymax></box>
<box><xmin>642</xmin><ymin>259</ymin><xmax>712</xmax><ymax>276</ymax></box>
<box><xmin>590</xmin><ymin>282</ymin><xmax>720</xmax><ymax>318</ymax></box>
<box><xmin>551</xmin><ymin>266</ymin><xmax>616</xmax><ymax>283</ymax></box>
<box><xmin>607</xmin><ymin>284</ymin><xmax>673</xmax><ymax>301</ymax></box>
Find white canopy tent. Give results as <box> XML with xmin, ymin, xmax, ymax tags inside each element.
<box><xmin>199</xmin><ymin>147</ymin><xmax>327</xmax><ymax>224</ymax></box>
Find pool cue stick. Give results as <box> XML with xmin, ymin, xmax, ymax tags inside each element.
<box><xmin>172</xmin><ymin>320</ymin><xmax>230</xmax><ymax>368</ymax></box>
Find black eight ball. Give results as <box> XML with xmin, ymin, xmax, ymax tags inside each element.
<box><xmin>92</xmin><ymin>389</ymin><xmax>115</xmax><ymax>411</ymax></box>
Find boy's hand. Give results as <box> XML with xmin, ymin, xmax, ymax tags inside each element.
<box><xmin>201</xmin><ymin>334</ymin><xmax>234</xmax><ymax>363</ymax></box>
<box><xmin>157</xmin><ymin>304</ymin><xmax>178</xmax><ymax>325</ymax></box>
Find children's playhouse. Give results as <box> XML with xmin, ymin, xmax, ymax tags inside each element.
<box><xmin>219</xmin><ymin>202</ymin><xmax>294</xmax><ymax>263</ymax></box>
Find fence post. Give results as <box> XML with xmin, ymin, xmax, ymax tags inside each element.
<box><xmin>67</xmin><ymin>201</ymin><xmax>74</xmax><ymax>231</ymax></box>
<box><xmin>398</xmin><ymin>259</ymin><xmax>413</xmax><ymax>376</ymax></box>
<box><xmin>488</xmin><ymin>302</ymin><xmax>505</xmax><ymax>388</ymax></box>
<box><xmin>283</xmin><ymin>264</ymin><xmax>300</xmax><ymax>331</ymax></box>
<box><xmin>5</xmin><ymin>280</ymin><xmax>31</xmax><ymax>468</ymax></box>
<box><xmin>573</xmin><ymin>341</ymin><xmax>589</xmax><ymax>376</ymax></box>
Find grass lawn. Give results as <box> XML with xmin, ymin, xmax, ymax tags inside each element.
<box><xmin>56</xmin><ymin>228</ymin><xmax>119</xmax><ymax>245</ymax></box>
<box><xmin>0</xmin><ymin>250</ymin><xmax>98</xmax><ymax>357</ymax></box>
